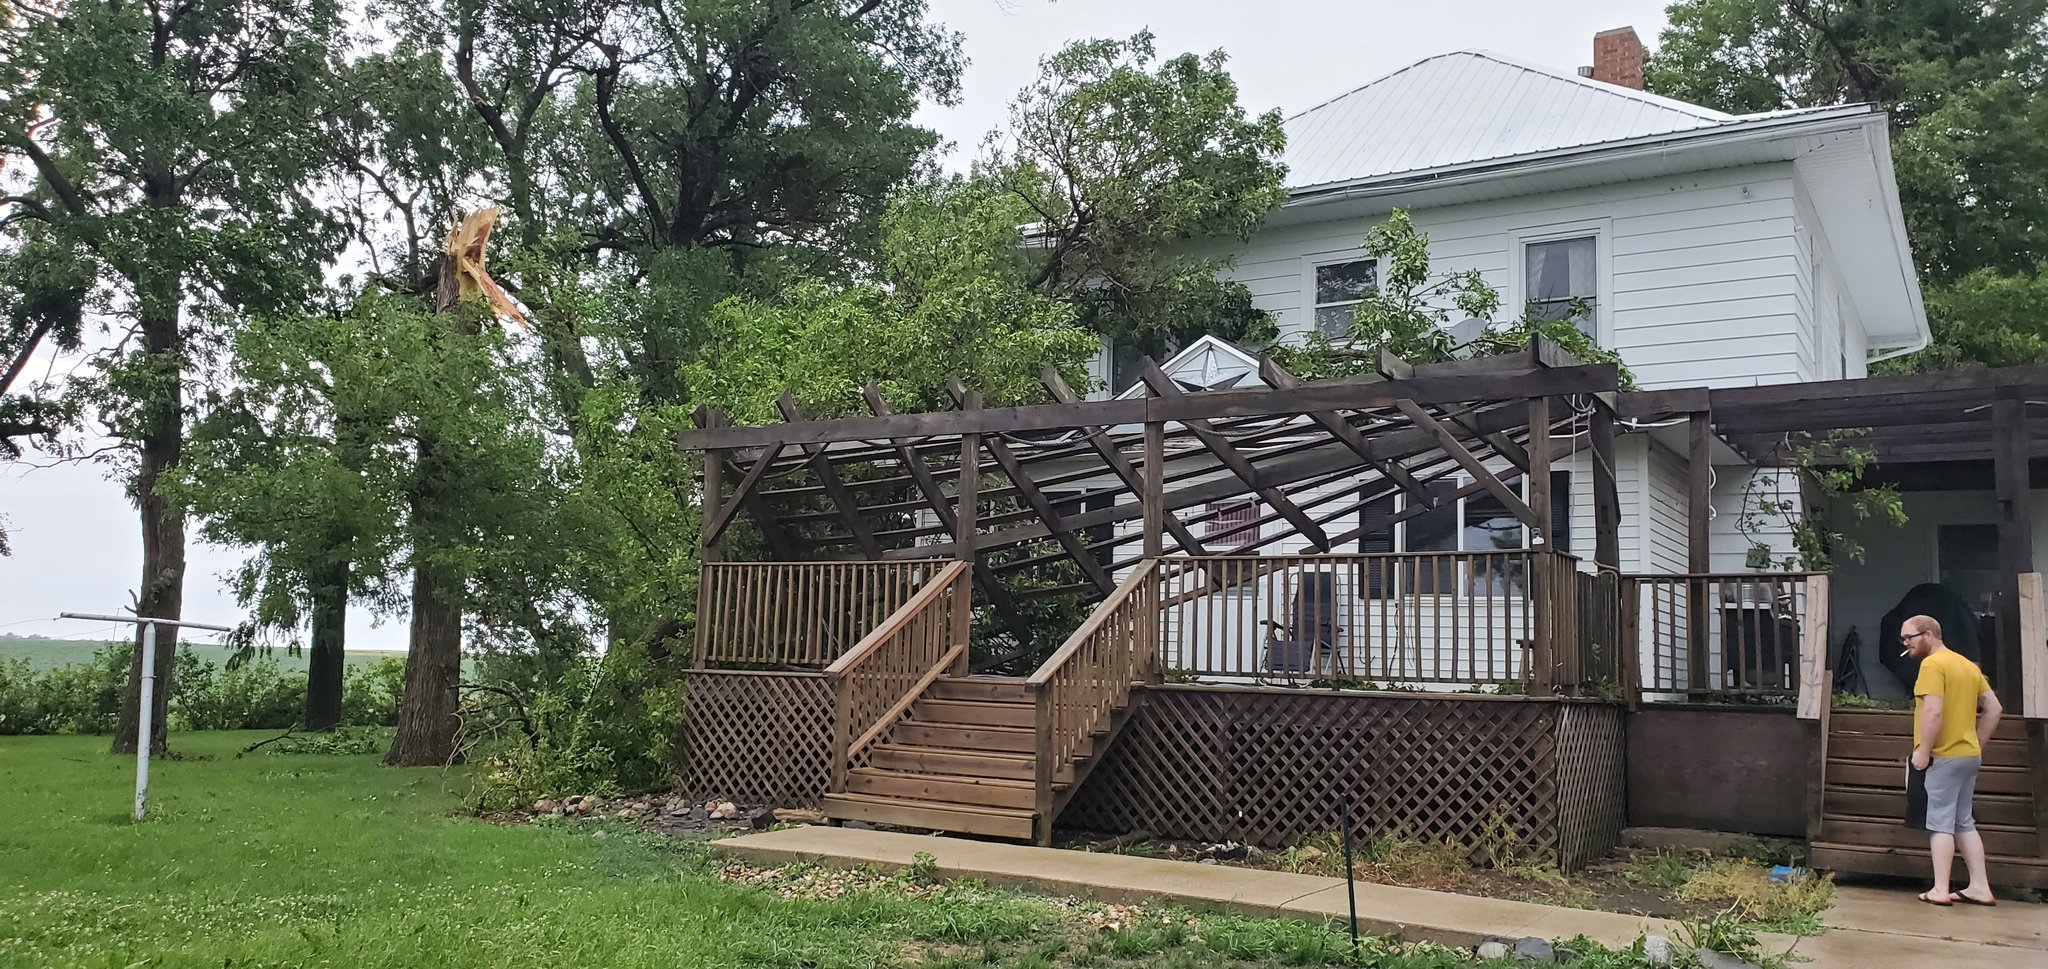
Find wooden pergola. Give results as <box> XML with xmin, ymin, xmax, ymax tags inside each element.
<box><xmin>681</xmin><ymin>339</ymin><xmax>1626</xmax><ymax>676</ymax></box>
<box><xmin>1618</xmin><ymin>365</ymin><xmax>2048</xmax><ymax>704</ymax></box>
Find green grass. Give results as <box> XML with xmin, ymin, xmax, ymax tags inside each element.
<box><xmin>7</xmin><ymin>731</ymin><xmax>1668</xmax><ymax>969</ymax></box>
<box><xmin>0</xmin><ymin>634</ymin><xmax>403</xmax><ymax>672</ymax></box>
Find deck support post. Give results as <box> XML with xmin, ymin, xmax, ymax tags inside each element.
<box><xmin>1994</xmin><ymin>392</ymin><xmax>2033</xmax><ymax>701</ymax></box>
<box><xmin>694</xmin><ymin>407</ymin><xmax>727</xmax><ymax>670</ymax></box>
<box><xmin>1687</xmin><ymin>409</ymin><xmax>1714</xmax><ymax>692</ymax></box>
<box><xmin>1528</xmin><ymin>395</ymin><xmax>1555</xmax><ymax>696</ymax></box>
<box><xmin>954</xmin><ymin>390</ymin><xmax>981</xmax><ymax>676</ymax></box>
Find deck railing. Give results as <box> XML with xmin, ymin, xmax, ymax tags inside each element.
<box><xmin>1028</xmin><ymin>559</ymin><xmax>1160</xmax><ymax>842</ymax></box>
<box><xmin>1155</xmin><ymin>551</ymin><xmax>1578</xmax><ymax>688</ymax></box>
<box><xmin>696</xmin><ymin>559</ymin><xmax>944</xmax><ymax>668</ymax></box>
<box><xmin>825</xmin><ymin>560</ymin><xmax>972</xmax><ymax>787</ymax></box>
<box><xmin>1630</xmin><ymin>572</ymin><xmax>1827</xmax><ymax>699</ymax></box>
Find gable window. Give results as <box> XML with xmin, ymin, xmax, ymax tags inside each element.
<box><xmin>1358</xmin><ymin>471</ymin><xmax>1573</xmax><ymax>597</ymax></box>
<box><xmin>1206</xmin><ymin>499</ymin><xmax>1260</xmax><ymax>552</ymax></box>
<box><xmin>1312</xmin><ymin>259</ymin><xmax>1378</xmax><ymax>339</ymax></box>
<box><xmin>1524</xmin><ymin>236</ymin><xmax>1598</xmax><ymax>338</ymax></box>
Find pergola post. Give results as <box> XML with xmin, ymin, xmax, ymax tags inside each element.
<box><xmin>1528</xmin><ymin>395</ymin><xmax>1555</xmax><ymax>696</ymax></box>
<box><xmin>1992</xmin><ymin>391</ymin><xmax>2033</xmax><ymax>701</ymax></box>
<box><xmin>1591</xmin><ymin>398</ymin><xmax>1621</xmax><ymax>574</ymax></box>
<box><xmin>694</xmin><ymin>406</ymin><xmax>727</xmax><ymax>671</ymax></box>
<box><xmin>954</xmin><ymin>391</ymin><xmax>981</xmax><ymax>675</ymax></box>
<box><xmin>1687</xmin><ymin>408</ymin><xmax>1714</xmax><ymax>692</ymax></box>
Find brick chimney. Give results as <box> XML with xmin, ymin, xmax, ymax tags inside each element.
<box><xmin>1587</xmin><ymin>27</ymin><xmax>1645</xmax><ymax>91</ymax></box>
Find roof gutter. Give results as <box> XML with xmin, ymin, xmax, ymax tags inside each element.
<box><xmin>1281</xmin><ymin>105</ymin><xmax>1880</xmax><ymax>209</ymax></box>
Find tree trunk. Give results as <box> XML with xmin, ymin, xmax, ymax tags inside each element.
<box><xmin>303</xmin><ymin>553</ymin><xmax>349</xmax><ymax>731</ymax></box>
<box><xmin>112</xmin><ymin>297</ymin><xmax>185</xmax><ymax>756</ymax></box>
<box><xmin>384</xmin><ymin>555</ymin><xmax>464</xmax><ymax>765</ymax></box>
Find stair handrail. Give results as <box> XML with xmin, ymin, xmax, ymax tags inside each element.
<box><xmin>1026</xmin><ymin>559</ymin><xmax>1160</xmax><ymax>842</ymax></box>
<box><xmin>826</xmin><ymin>560</ymin><xmax>971</xmax><ymax>790</ymax></box>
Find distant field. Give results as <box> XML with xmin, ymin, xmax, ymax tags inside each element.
<box><xmin>0</xmin><ymin>635</ymin><xmax>404</xmax><ymax>672</ymax></box>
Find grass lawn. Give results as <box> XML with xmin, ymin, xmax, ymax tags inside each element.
<box><xmin>5</xmin><ymin>731</ymin><xmax>1619</xmax><ymax>969</ymax></box>
<box><xmin>0</xmin><ymin>635</ymin><xmax>404</xmax><ymax>672</ymax></box>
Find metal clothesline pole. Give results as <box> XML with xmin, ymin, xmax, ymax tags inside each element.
<box><xmin>56</xmin><ymin>612</ymin><xmax>234</xmax><ymax>821</ymax></box>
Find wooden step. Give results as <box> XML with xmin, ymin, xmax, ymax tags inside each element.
<box><xmin>844</xmin><ymin>767</ymin><xmax>1035</xmax><ymax>810</ymax></box>
<box><xmin>821</xmin><ymin>792</ymin><xmax>1035</xmax><ymax>839</ymax></box>
<box><xmin>1819</xmin><ymin>814</ymin><xmax>2040</xmax><ymax>857</ymax></box>
<box><xmin>913</xmin><ymin>698</ymin><xmax>1033</xmax><ymax>728</ymax></box>
<box><xmin>1812</xmin><ymin>842</ymin><xmax>2048</xmax><ymax>890</ymax></box>
<box><xmin>870</xmin><ymin>744</ymin><xmax>1037</xmax><ymax>781</ymax></box>
<box><xmin>926</xmin><ymin>677</ymin><xmax>1031</xmax><ymax>702</ymax></box>
<box><xmin>1829</xmin><ymin>710</ymin><xmax>2025</xmax><ymax>742</ymax></box>
<box><xmin>1822</xmin><ymin>758</ymin><xmax>2032</xmax><ymax>795</ymax></box>
<box><xmin>890</xmin><ymin>722</ymin><xmax>1037</xmax><ymax>753</ymax></box>
<box><xmin>1827</xmin><ymin>734</ymin><xmax>2029</xmax><ymax>767</ymax></box>
<box><xmin>1824</xmin><ymin>786</ymin><xmax>2037</xmax><ymax>828</ymax></box>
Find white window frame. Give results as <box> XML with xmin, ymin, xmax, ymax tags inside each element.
<box><xmin>1301</xmin><ymin>251</ymin><xmax>1378</xmax><ymax>343</ymax></box>
<box><xmin>1389</xmin><ymin>474</ymin><xmax>1572</xmax><ymax>599</ymax></box>
<box><xmin>1507</xmin><ymin>219</ymin><xmax>1613</xmax><ymax>347</ymax></box>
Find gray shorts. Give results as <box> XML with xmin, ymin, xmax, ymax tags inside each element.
<box><xmin>1924</xmin><ymin>756</ymin><xmax>1980</xmax><ymax>835</ymax></box>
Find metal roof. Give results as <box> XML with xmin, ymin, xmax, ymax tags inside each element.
<box><xmin>1281</xmin><ymin>50</ymin><xmax>1820</xmax><ymax>191</ymax></box>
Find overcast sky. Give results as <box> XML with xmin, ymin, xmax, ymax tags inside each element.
<box><xmin>0</xmin><ymin>0</ymin><xmax>1674</xmax><ymax>651</ymax></box>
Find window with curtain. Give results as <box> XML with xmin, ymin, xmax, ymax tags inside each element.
<box><xmin>1313</xmin><ymin>259</ymin><xmax>1377</xmax><ymax>339</ymax></box>
<box><xmin>1524</xmin><ymin>236</ymin><xmax>1597</xmax><ymax>340</ymax></box>
<box><xmin>1206</xmin><ymin>500</ymin><xmax>1260</xmax><ymax>552</ymax></box>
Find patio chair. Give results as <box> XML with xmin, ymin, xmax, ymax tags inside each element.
<box><xmin>1262</xmin><ymin>571</ymin><xmax>1339</xmax><ymax>682</ymax></box>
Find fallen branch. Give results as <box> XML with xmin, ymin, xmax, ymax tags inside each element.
<box><xmin>237</xmin><ymin>726</ymin><xmax>299</xmax><ymax>757</ymax></box>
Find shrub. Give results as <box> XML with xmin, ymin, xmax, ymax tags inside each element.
<box><xmin>340</xmin><ymin>658</ymin><xmax>405</xmax><ymax>727</ymax></box>
<box><xmin>0</xmin><ymin>645</ymin><xmax>128</xmax><ymax>735</ymax></box>
<box><xmin>171</xmin><ymin>654</ymin><xmax>303</xmax><ymax>730</ymax></box>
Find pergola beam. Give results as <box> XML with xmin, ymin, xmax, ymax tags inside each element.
<box><xmin>1041</xmin><ymin>367</ymin><xmax>1209</xmax><ymax>557</ymax></box>
<box><xmin>1142</xmin><ymin>361</ymin><xmax>1332</xmax><ymax>551</ymax></box>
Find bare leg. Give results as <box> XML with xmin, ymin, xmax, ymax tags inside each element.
<box><xmin>1957</xmin><ymin>830</ymin><xmax>1995</xmax><ymax>903</ymax></box>
<box><xmin>1928</xmin><ymin>833</ymin><xmax>1956</xmax><ymax>899</ymax></box>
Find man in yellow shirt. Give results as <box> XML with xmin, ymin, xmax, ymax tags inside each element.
<box><xmin>1902</xmin><ymin>615</ymin><xmax>2004</xmax><ymax>906</ymax></box>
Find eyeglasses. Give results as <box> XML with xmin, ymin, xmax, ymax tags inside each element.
<box><xmin>1900</xmin><ymin>632</ymin><xmax>1926</xmax><ymax>644</ymax></box>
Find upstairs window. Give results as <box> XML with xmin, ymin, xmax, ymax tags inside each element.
<box><xmin>1206</xmin><ymin>499</ymin><xmax>1260</xmax><ymax>552</ymax></box>
<box><xmin>1523</xmin><ymin>236</ymin><xmax>1598</xmax><ymax>340</ymax></box>
<box><xmin>1312</xmin><ymin>259</ymin><xmax>1377</xmax><ymax>340</ymax></box>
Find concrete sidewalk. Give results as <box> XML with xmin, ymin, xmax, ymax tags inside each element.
<box><xmin>710</xmin><ymin>827</ymin><xmax>2045</xmax><ymax>967</ymax></box>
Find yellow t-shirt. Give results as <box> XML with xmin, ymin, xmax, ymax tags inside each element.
<box><xmin>1912</xmin><ymin>648</ymin><xmax>1990</xmax><ymax>759</ymax></box>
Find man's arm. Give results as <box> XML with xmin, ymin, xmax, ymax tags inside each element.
<box><xmin>1977</xmin><ymin>687</ymin><xmax>2004</xmax><ymax>749</ymax></box>
<box><xmin>1915</xmin><ymin>694</ymin><xmax>1944</xmax><ymax>769</ymax></box>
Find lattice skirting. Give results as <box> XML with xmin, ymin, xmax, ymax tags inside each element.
<box><xmin>1062</xmin><ymin>686</ymin><xmax>1627</xmax><ymax>872</ymax></box>
<box><xmin>680</xmin><ymin>671</ymin><xmax>834</xmax><ymax>808</ymax></box>
<box><xmin>1554</xmin><ymin>702</ymin><xmax>1627</xmax><ymax>872</ymax></box>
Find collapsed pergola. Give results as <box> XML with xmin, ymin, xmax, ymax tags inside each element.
<box><xmin>679</xmin><ymin>339</ymin><xmax>1625</xmax><ymax>670</ymax></box>
<box><xmin>1619</xmin><ymin>364</ymin><xmax>2048</xmax><ymax>699</ymax></box>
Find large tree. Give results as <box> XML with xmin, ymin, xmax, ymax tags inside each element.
<box><xmin>1648</xmin><ymin>0</ymin><xmax>2048</xmax><ymax>370</ymax></box>
<box><xmin>1</xmin><ymin>0</ymin><xmax>344</xmax><ymax>752</ymax></box>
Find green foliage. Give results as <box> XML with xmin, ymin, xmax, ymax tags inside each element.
<box><xmin>1270</xmin><ymin>211</ymin><xmax>1634</xmax><ymax>386</ymax></box>
<box><xmin>988</xmin><ymin>30</ymin><xmax>1288</xmax><ymax>355</ymax></box>
<box><xmin>0</xmin><ymin>648</ymin><xmax>401</xmax><ymax>735</ymax></box>
<box><xmin>465</xmin><ymin>645</ymin><xmax>685</xmax><ymax>810</ymax></box>
<box><xmin>0</xmin><ymin>644</ymin><xmax>128</xmax><ymax>735</ymax></box>
<box><xmin>1735</xmin><ymin>430</ymin><xmax>1905</xmax><ymax>572</ymax></box>
<box><xmin>1649</xmin><ymin>1</ymin><xmax>2048</xmax><ymax>371</ymax></box>
<box><xmin>170</xmin><ymin>653</ymin><xmax>303</xmax><ymax>732</ymax></box>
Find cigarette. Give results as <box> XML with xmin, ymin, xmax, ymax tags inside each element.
<box><xmin>1899</xmin><ymin>649</ymin><xmax>1911</xmax><ymax>657</ymax></box>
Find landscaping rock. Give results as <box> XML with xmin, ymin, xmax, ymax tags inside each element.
<box><xmin>1694</xmin><ymin>952</ymin><xmax>1759</xmax><ymax>969</ymax></box>
<box><xmin>1296</xmin><ymin>846</ymin><xmax>1326</xmax><ymax>863</ymax></box>
<box><xmin>1511</xmin><ymin>937</ymin><xmax>1554</xmax><ymax>962</ymax></box>
<box><xmin>1199</xmin><ymin>841</ymin><xmax>1248</xmax><ymax>861</ymax></box>
<box><xmin>688</xmin><ymin>805</ymin><xmax>709</xmax><ymax>822</ymax></box>
<box><xmin>1642</xmin><ymin>935</ymin><xmax>1674</xmax><ymax>967</ymax></box>
<box><xmin>532</xmin><ymin>799</ymin><xmax>559</xmax><ymax>815</ymax></box>
<box><xmin>774</xmin><ymin>808</ymin><xmax>827</xmax><ymax>826</ymax></box>
<box><xmin>747</xmin><ymin>807</ymin><xmax>776</xmax><ymax>830</ymax></box>
<box><xmin>590</xmin><ymin>829</ymin><xmax>607</xmax><ymax>839</ymax></box>
<box><xmin>841</xmin><ymin>820</ymin><xmax>875</xmax><ymax>831</ymax></box>
<box><xmin>1476</xmin><ymin>938</ymin><xmax>1510</xmax><ymax>960</ymax></box>
<box><xmin>709</xmin><ymin>801</ymin><xmax>741</xmax><ymax>820</ymax></box>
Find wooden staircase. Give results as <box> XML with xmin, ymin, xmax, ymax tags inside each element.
<box><xmin>1812</xmin><ymin>710</ymin><xmax>2048</xmax><ymax>888</ymax></box>
<box><xmin>819</xmin><ymin>561</ymin><xmax>1160</xmax><ymax>844</ymax></box>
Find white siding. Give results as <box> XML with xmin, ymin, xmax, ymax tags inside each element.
<box><xmin>1708</xmin><ymin>466</ymin><xmax>1800</xmax><ymax>573</ymax></box>
<box><xmin>1169</xmin><ymin>164</ymin><xmax>1817</xmax><ymax>391</ymax></box>
<box><xmin>1643</xmin><ymin>440</ymin><xmax>1691</xmax><ymax>575</ymax></box>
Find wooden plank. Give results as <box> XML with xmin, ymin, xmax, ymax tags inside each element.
<box><xmin>869</xmin><ymin>744</ymin><xmax>1038</xmax><ymax>780</ymax></box>
<box><xmin>888</xmin><ymin>722</ymin><xmax>1037</xmax><ymax>753</ymax></box>
<box><xmin>2028</xmin><ymin>719</ymin><xmax>2048</xmax><ymax>858</ymax></box>
<box><xmin>1805</xmin><ymin>718</ymin><xmax>1827</xmax><ymax>841</ymax></box>
<box><xmin>778</xmin><ymin>395</ymin><xmax>886</xmax><ymax>556</ymax></box>
<box><xmin>1687</xmin><ymin>411</ymin><xmax>1712</xmax><ymax>573</ymax></box>
<box><xmin>1828</xmin><ymin>733</ymin><xmax>2030</xmax><ymax>767</ymax></box>
<box><xmin>1141</xmin><ymin>362</ymin><xmax>1331</xmax><ymax>550</ymax></box>
<box><xmin>681</xmin><ymin>363</ymin><xmax>1616</xmax><ymax>449</ymax></box>
<box><xmin>844</xmin><ymin>768</ymin><xmax>1036</xmax><ymax>810</ymax></box>
<box><xmin>1821</xmin><ymin>816</ymin><xmax>2040</xmax><ymax>856</ymax></box>
<box><xmin>1260</xmin><ymin>356</ymin><xmax>1439</xmax><ymax>507</ymax></box>
<box><xmin>1825</xmin><ymin>760</ymin><xmax>2033</xmax><ymax>795</ymax></box>
<box><xmin>1591</xmin><ymin>399</ymin><xmax>1620</xmax><ymax>571</ymax></box>
<box><xmin>924</xmin><ymin>678</ymin><xmax>1032</xmax><ymax>703</ymax></box>
<box><xmin>2022</xmin><ymin>572</ymin><xmax>2047</xmax><ymax>717</ymax></box>
<box><xmin>695</xmin><ymin>407</ymin><xmax>725</xmax><ymax>670</ymax></box>
<box><xmin>1143</xmin><ymin>418</ymin><xmax>1166</xmax><ymax>557</ymax></box>
<box><xmin>1811</xmin><ymin>842</ymin><xmax>2048</xmax><ymax>889</ymax></box>
<box><xmin>1797</xmin><ymin>575</ymin><xmax>1831</xmax><ymax>720</ymax></box>
<box><xmin>912</xmin><ymin>698</ymin><xmax>1035</xmax><ymax>728</ymax></box>
<box><xmin>1825</xmin><ymin>787</ymin><xmax>2037</xmax><ymax>827</ymax></box>
<box><xmin>1994</xmin><ymin>395</ymin><xmax>2033</xmax><ymax>698</ymax></box>
<box><xmin>1393</xmin><ymin>398</ymin><xmax>1540</xmax><ymax>527</ymax></box>
<box><xmin>820</xmin><ymin>792</ymin><xmax>1035</xmax><ymax>839</ymax></box>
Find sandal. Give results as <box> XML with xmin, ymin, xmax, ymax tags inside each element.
<box><xmin>1957</xmin><ymin>892</ymin><xmax>1997</xmax><ymax>907</ymax></box>
<box><xmin>1918</xmin><ymin>891</ymin><xmax>1954</xmax><ymax>906</ymax></box>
